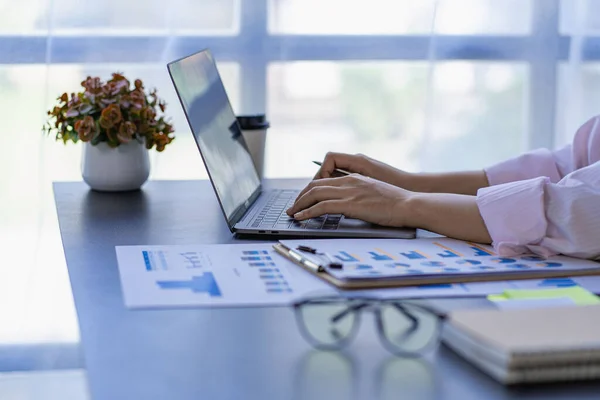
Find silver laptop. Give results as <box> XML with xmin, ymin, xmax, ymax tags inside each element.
<box><xmin>167</xmin><ymin>49</ymin><xmax>415</xmax><ymax>239</ymax></box>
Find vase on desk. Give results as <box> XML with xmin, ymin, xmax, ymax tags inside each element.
<box><xmin>81</xmin><ymin>141</ymin><xmax>150</xmax><ymax>192</ymax></box>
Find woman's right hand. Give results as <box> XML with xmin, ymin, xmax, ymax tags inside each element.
<box><xmin>314</xmin><ymin>152</ymin><xmax>410</xmax><ymax>188</ymax></box>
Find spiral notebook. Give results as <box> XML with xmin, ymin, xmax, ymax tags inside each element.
<box><xmin>442</xmin><ymin>304</ymin><xmax>600</xmax><ymax>384</ymax></box>
<box><xmin>273</xmin><ymin>238</ymin><xmax>600</xmax><ymax>290</ymax></box>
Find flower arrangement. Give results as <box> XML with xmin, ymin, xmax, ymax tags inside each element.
<box><xmin>43</xmin><ymin>73</ymin><xmax>175</xmax><ymax>151</ymax></box>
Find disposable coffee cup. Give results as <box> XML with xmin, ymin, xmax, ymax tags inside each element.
<box><xmin>237</xmin><ymin>114</ymin><xmax>270</xmax><ymax>179</ymax></box>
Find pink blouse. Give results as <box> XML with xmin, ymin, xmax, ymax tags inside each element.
<box><xmin>477</xmin><ymin>115</ymin><xmax>600</xmax><ymax>260</ymax></box>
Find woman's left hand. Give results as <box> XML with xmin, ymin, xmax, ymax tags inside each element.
<box><xmin>286</xmin><ymin>174</ymin><xmax>414</xmax><ymax>227</ymax></box>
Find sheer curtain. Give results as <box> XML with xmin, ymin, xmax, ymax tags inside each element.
<box><xmin>0</xmin><ymin>0</ymin><xmax>598</xmax><ymax>368</ymax></box>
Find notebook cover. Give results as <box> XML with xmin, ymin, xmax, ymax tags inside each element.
<box><xmin>442</xmin><ymin>322</ymin><xmax>600</xmax><ymax>385</ymax></box>
<box><xmin>447</xmin><ymin>305</ymin><xmax>600</xmax><ymax>368</ymax></box>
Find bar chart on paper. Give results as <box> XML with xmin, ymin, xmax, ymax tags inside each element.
<box><xmin>115</xmin><ymin>243</ymin><xmax>333</xmax><ymax>309</ymax></box>
<box><xmin>278</xmin><ymin>237</ymin><xmax>600</xmax><ymax>295</ymax></box>
<box><xmin>279</xmin><ymin>237</ymin><xmax>588</xmax><ymax>280</ymax></box>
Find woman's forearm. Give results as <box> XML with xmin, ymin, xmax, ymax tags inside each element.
<box><xmin>400</xmin><ymin>170</ymin><xmax>490</xmax><ymax>195</ymax></box>
<box><xmin>403</xmin><ymin>192</ymin><xmax>492</xmax><ymax>243</ymax></box>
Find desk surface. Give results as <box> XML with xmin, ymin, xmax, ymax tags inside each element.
<box><xmin>54</xmin><ymin>179</ymin><xmax>600</xmax><ymax>400</ymax></box>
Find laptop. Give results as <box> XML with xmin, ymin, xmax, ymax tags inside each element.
<box><xmin>167</xmin><ymin>49</ymin><xmax>415</xmax><ymax>239</ymax></box>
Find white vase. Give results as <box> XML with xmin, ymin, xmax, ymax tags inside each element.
<box><xmin>81</xmin><ymin>141</ymin><xmax>150</xmax><ymax>191</ymax></box>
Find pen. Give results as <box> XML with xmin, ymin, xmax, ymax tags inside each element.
<box><xmin>312</xmin><ymin>161</ymin><xmax>351</xmax><ymax>176</ymax></box>
<box><xmin>296</xmin><ymin>245</ymin><xmax>343</xmax><ymax>269</ymax></box>
<box><xmin>273</xmin><ymin>244</ymin><xmax>326</xmax><ymax>272</ymax></box>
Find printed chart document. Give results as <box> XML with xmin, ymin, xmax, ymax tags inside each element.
<box><xmin>116</xmin><ymin>238</ymin><xmax>600</xmax><ymax>309</ymax></box>
<box><xmin>116</xmin><ymin>243</ymin><xmax>333</xmax><ymax>308</ymax></box>
<box><xmin>275</xmin><ymin>238</ymin><xmax>600</xmax><ymax>289</ymax></box>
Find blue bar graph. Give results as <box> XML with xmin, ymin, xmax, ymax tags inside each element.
<box><xmin>456</xmin><ymin>259</ymin><xmax>482</xmax><ymax>265</ymax></box>
<box><xmin>267</xmin><ymin>288</ymin><xmax>293</xmax><ymax>293</ymax></box>
<box><xmin>156</xmin><ymin>272</ymin><xmax>222</xmax><ymax>296</ymax></box>
<box><xmin>521</xmin><ymin>255</ymin><xmax>545</xmax><ymax>262</ymax></box>
<box><xmin>158</xmin><ymin>251</ymin><xmax>169</xmax><ymax>270</ymax></box>
<box><xmin>259</xmin><ymin>274</ymin><xmax>285</xmax><ymax>279</ymax></box>
<box><xmin>538</xmin><ymin>278</ymin><xmax>577</xmax><ymax>288</ymax></box>
<box><xmin>491</xmin><ymin>258</ymin><xmax>516</xmax><ymax>264</ymax></box>
<box><xmin>241</xmin><ymin>256</ymin><xmax>272</xmax><ymax>261</ymax></box>
<box><xmin>335</xmin><ymin>251</ymin><xmax>359</xmax><ymax>262</ymax></box>
<box><xmin>536</xmin><ymin>262</ymin><xmax>563</xmax><ymax>268</ymax></box>
<box><xmin>421</xmin><ymin>261</ymin><xmax>445</xmax><ymax>267</ymax></box>
<box><xmin>264</xmin><ymin>281</ymin><xmax>289</xmax><ymax>286</ymax></box>
<box><xmin>368</xmin><ymin>251</ymin><xmax>393</xmax><ymax>261</ymax></box>
<box><xmin>437</xmin><ymin>250</ymin><xmax>460</xmax><ymax>258</ymax></box>
<box><xmin>259</xmin><ymin>268</ymin><xmax>280</xmax><ymax>273</ymax></box>
<box><xmin>507</xmin><ymin>264</ymin><xmax>531</xmax><ymax>270</ymax></box>
<box><xmin>248</xmin><ymin>262</ymin><xmax>276</xmax><ymax>267</ymax></box>
<box><xmin>468</xmin><ymin>244</ymin><xmax>493</xmax><ymax>257</ymax></box>
<box><xmin>142</xmin><ymin>251</ymin><xmax>154</xmax><ymax>271</ymax></box>
<box><xmin>384</xmin><ymin>262</ymin><xmax>411</xmax><ymax>269</ymax></box>
<box><xmin>400</xmin><ymin>251</ymin><xmax>426</xmax><ymax>260</ymax></box>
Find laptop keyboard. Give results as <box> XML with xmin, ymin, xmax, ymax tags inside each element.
<box><xmin>250</xmin><ymin>190</ymin><xmax>342</xmax><ymax>230</ymax></box>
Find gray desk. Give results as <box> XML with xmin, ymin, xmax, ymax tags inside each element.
<box><xmin>54</xmin><ymin>179</ymin><xmax>600</xmax><ymax>400</ymax></box>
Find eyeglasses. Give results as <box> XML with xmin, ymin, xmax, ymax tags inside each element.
<box><xmin>292</xmin><ymin>295</ymin><xmax>446</xmax><ymax>357</ymax></box>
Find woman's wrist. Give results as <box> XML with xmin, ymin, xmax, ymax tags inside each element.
<box><xmin>397</xmin><ymin>170</ymin><xmax>489</xmax><ymax>195</ymax></box>
<box><xmin>387</xmin><ymin>170</ymin><xmax>422</xmax><ymax>192</ymax></box>
<box><xmin>401</xmin><ymin>192</ymin><xmax>429</xmax><ymax>228</ymax></box>
<box><xmin>400</xmin><ymin>191</ymin><xmax>492</xmax><ymax>243</ymax></box>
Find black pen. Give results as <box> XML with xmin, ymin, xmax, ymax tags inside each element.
<box><xmin>312</xmin><ymin>161</ymin><xmax>351</xmax><ymax>176</ymax></box>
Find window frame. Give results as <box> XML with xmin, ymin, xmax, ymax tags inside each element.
<box><xmin>4</xmin><ymin>0</ymin><xmax>596</xmax><ymax>151</ymax></box>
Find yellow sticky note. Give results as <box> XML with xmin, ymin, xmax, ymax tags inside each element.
<box><xmin>488</xmin><ymin>287</ymin><xmax>600</xmax><ymax>306</ymax></box>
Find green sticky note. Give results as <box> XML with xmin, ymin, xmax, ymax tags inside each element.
<box><xmin>488</xmin><ymin>287</ymin><xmax>600</xmax><ymax>306</ymax></box>
<box><xmin>488</xmin><ymin>294</ymin><xmax>509</xmax><ymax>302</ymax></box>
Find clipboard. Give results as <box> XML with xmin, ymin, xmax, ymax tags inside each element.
<box><xmin>273</xmin><ymin>242</ymin><xmax>600</xmax><ymax>290</ymax></box>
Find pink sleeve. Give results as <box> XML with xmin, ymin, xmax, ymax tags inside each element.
<box><xmin>485</xmin><ymin>115</ymin><xmax>600</xmax><ymax>185</ymax></box>
<box><xmin>476</xmin><ymin>115</ymin><xmax>600</xmax><ymax>259</ymax></box>
<box><xmin>477</xmin><ymin>162</ymin><xmax>600</xmax><ymax>259</ymax></box>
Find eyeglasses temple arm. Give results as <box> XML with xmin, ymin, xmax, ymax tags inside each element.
<box><xmin>331</xmin><ymin>303</ymin><xmax>369</xmax><ymax>323</ymax></box>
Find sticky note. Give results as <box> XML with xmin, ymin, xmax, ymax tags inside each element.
<box><xmin>488</xmin><ymin>287</ymin><xmax>600</xmax><ymax>306</ymax></box>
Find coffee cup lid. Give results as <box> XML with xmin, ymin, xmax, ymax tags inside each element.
<box><xmin>236</xmin><ymin>115</ymin><xmax>270</xmax><ymax>130</ymax></box>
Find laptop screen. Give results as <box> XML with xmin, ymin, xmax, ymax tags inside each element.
<box><xmin>167</xmin><ymin>50</ymin><xmax>261</xmax><ymax>226</ymax></box>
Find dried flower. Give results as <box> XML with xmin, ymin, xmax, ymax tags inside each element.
<box><xmin>117</xmin><ymin>121</ymin><xmax>136</xmax><ymax>143</ymax></box>
<box><xmin>100</xmin><ymin>104</ymin><xmax>122</xmax><ymax>128</ymax></box>
<box><xmin>74</xmin><ymin>116</ymin><xmax>96</xmax><ymax>142</ymax></box>
<box><xmin>42</xmin><ymin>73</ymin><xmax>175</xmax><ymax>151</ymax></box>
<box><xmin>141</xmin><ymin>106</ymin><xmax>156</xmax><ymax>121</ymax></box>
<box><xmin>129</xmin><ymin>90</ymin><xmax>146</xmax><ymax>109</ymax></box>
<box><xmin>153</xmin><ymin>132</ymin><xmax>173</xmax><ymax>152</ymax></box>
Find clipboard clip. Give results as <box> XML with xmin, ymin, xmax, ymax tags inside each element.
<box><xmin>296</xmin><ymin>245</ymin><xmax>344</xmax><ymax>270</ymax></box>
<box><xmin>272</xmin><ymin>243</ymin><xmax>343</xmax><ymax>273</ymax></box>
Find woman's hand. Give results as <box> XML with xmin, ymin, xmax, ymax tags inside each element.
<box><xmin>314</xmin><ymin>152</ymin><xmax>409</xmax><ymax>187</ymax></box>
<box><xmin>286</xmin><ymin>173</ymin><xmax>493</xmax><ymax>243</ymax></box>
<box><xmin>286</xmin><ymin>174</ymin><xmax>414</xmax><ymax>227</ymax></box>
